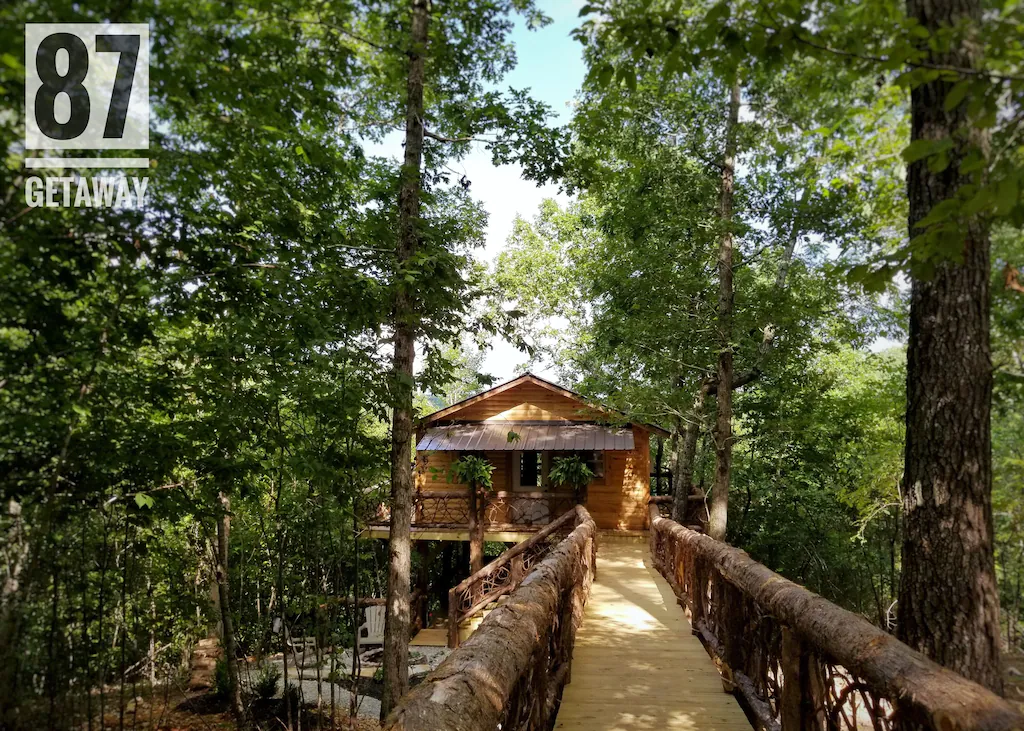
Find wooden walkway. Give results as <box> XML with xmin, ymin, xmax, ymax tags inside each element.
<box><xmin>555</xmin><ymin>538</ymin><xmax>751</xmax><ymax>731</ymax></box>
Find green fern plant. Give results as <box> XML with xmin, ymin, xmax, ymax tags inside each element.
<box><xmin>549</xmin><ymin>455</ymin><xmax>594</xmax><ymax>503</ymax></box>
<box><xmin>450</xmin><ymin>454</ymin><xmax>495</xmax><ymax>492</ymax></box>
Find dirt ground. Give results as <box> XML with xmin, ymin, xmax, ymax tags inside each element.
<box><xmin>95</xmin><ymin>686</ymin><xmax>381</xmax><ymax>730</ymax></box>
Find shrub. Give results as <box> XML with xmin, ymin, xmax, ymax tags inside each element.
<box><xmin>252</xmin><ymin>663</ymin><xmax>281</xmax><ymax>700</ymax></box>
<box><xmin>213</xmin><ymin>657</ymin><xmax>232</xmax><ymax>699</ymax></box>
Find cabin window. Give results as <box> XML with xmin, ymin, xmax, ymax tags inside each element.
<box><xmin>584</xmin><ymin>451</ymin><xmax>605</xmax><ymax>479</ymax></box>
<box><xmin>519</xmin><ymin>451</ymin><xmax>541</xmax><ymax>488</ymax></box>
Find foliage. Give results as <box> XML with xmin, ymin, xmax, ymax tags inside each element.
<box><xmin>213</xmin><ymin>657</ymin><xmax>233</xmax><ymax>701</ymax></box>
<box><xmin>450</xmin><ymin>455</ymin><xmax>496</xmax><ymax>491</ymax></box>
<box><xmin>549</xmin><ymin>456</ymin><xmax>595</xmax><ymax>490</ymax></box>
<box><xmin>251</xmin><ymin>663</ymin><xmax>282</xmax><ymax>701</ymax></box>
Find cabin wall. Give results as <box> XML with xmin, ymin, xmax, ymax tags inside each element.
<box><xmin>452</xmin><ymin>382</ymin><xmax>602</xmax><ymax>422</ymax></box>
<box><xmin>415</xmin><ymin>450</ymin><xmax>512</xmax><ymax>493</ymax></box>
<box><xmin>586</xmin><ymin>428</ymin><xmax>650</xmax><ymax>531</ymax></box>
<box><xmin>413</xmin><ymin>427</ymin><xmax>651</xmax><ymax>531</ymax></box>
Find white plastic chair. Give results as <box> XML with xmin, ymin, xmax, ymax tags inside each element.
<box><xmin>357</xmin><ymin>605</ymin><xmax>386</xmax><ymax>652</ymax></box>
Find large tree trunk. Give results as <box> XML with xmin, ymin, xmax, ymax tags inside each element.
<box><xmin>214</xmin><ymin>493</ymin><xmax>245</xmax><ymax>721</ymax></box>
<box><xmin>897</xmin><ymin>0</ymin><xmax>1002</xmax><ymax>694</ymax></box>
<box><xmin>381</xmin><ymin>0</ymin><xmax>429</xmax><ymax>719</ymax></box>
<box><xmin>673</xmin><ymin>386</ymin><xmax>707</xmax><ymax>524</ymax></box>
<box><xmin>709</xmin><ymin>81</ymin><xmax>740</xmax><ymax>542</ymax></box>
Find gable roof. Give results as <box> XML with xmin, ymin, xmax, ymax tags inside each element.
<box><xmin>421</xmin><ymin>373</ymin><xmax>670</xmax><ymax>438</ymax></box>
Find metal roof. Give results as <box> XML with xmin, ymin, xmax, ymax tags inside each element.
<box><xmin>416</xmin><ymin>422</ymin><xmax>635</xmax><ymax>452</ymax></box>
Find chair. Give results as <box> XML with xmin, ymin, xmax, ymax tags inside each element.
<box><xmin>357</xmin><ymin>605</ymin><xmax>386</xmax><ymax>653</ymax></box>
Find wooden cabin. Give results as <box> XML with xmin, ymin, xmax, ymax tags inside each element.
<box><xmin>369</xmin><ymin>373</ymin><xmax>668</xmax><ymax>541</ymax></box>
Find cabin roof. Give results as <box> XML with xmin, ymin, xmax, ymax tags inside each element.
<box><xmin>416</xmin><ymin>421</ymin><xmax>636</xmax><ymax>451</ymax></box>
<box><xmin>420</xmin><ymin>373</ymin><xmax>670</xmax><ymax>438</ymax></box>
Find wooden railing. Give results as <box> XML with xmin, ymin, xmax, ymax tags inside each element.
<box><xmin>383</xmin><ymin>506</ymin><xmax>597</xmax><ymax>731</ymax></box>
<box><xmin>447</xmin><ymin>506</ymin><xmax>582</xmax><ymax>648</ymax></box>
<box><xmin>370</xmin><ymin>489</ymin><xmax>581</xmax><ymax>528</ymax></box>
<box><xmin>371</xmin><ymin>489</ymin><xmax>577</xmax><ymax>530</ymax></box>
<box><xmin>647</xmin><ymin>502</ymin><xmax>1024</xmax><ymax>731</ymax></box>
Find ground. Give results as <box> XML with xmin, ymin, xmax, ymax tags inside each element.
<box><xmin>1006</xmin><ymin>650</ymin><xmax>1024</xmax><ymax>712</ymax></box>
<box><xmin>95</xmin><ymin>686</ymin><xmax>381</xmax><ymax>730</ymax></box>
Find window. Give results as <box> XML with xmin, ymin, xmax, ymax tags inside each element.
<box><xmin>519</xmin><ymin>451</ymin><xmax>541</xmax><ymax>488</ymax></box>
<box><xmin>584</xmin><ymin>451</ymin><xmax>605</xmax><ymax>479</ymax></box>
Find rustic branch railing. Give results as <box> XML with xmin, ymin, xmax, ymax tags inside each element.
<box><xmin>647</xmin><ymin>502</ymin><xmax>1024</xmax><ymax>731</ymax></box>
<box><xmin>447</xmin><ymin>506</ymin><xmax>582</xmax><ymax>648</ymax></box>
<box><xmin>383</xmin><ymin>506</ymin><xmax>597</xmax><ymax>731</ymax></box>
<box><xmin>371</xmin><ymin>489</ymin><xmax>577</xmax><ymax>530</ymax></box>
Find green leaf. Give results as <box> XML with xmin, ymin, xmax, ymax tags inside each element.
<box><xmin>902</xmin><ymin>139</ymin><xmax>944</xmax><ymax>164</ymax></box>
<box><xmin>995</xmin><ymin>176</ymin><xmax>1019</xmax><ymax>215</ymax></box>
<box><xmin>135</xmin><ymin>493</ymin><xmax>155</xmax><ymax>509</ymax></box>
<box><xmin>943</xmin><ymin>80</ymin><xmax>970</xmax><ymax>111</ymax></box>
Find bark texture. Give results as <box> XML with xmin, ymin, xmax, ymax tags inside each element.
<box><xmin>673</xmin><ymin>386</ymin><xmax>707</xmax><ymax>524</ymax></box>
<box><xmin>381</xmin><ymin>0</ymin><xmax>429</xmax><ymax>719</ymax></box>
<box><xmin>897</xmin><ymin>0</ymin><xmax>1003</xmax><ymax>694</ymax></box>
<box><xmin>467</xmin><ymin>483</ymin><xmax>484</xmax><ymax>575</ymax></box>
<box><xmin>214</xmin><ymin>493</ymin><xmax>245</xmax><ymax>721</ymax></box>
<box><xmin>709</xmin><ymin>81</ymin><xmax>741</xmax><ymax>542</ymax></box>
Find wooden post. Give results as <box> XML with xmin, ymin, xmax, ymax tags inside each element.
<box><xmin>467</xmin><ymin>483</ymin><xmax>483</xmax><ymax>575</ymax></box>
<box><xmin>416</xmin><ymin>542</ymin><xmax>430</xmax><ymax>631</ymax></box>
<box><xmin>447</xmin><ymin>586</ymin><xmax>459</xmax><ymax>649</ymax></box>
<box><xmin>716</xmin><ymin>578</ymin><xmax>747</xmax><ymax>693</ymax></box>
<box><xmin>780</xmin><ymin>627</ymin><xmax>824</xmax><ymax>730</ymax></box>
<box><xmin>655</xmin><ymin>437</ymin><xmax>663</xmax><ymax>495</ymax></box>
<box><xmin>510</xmin><ymin>553</ymin><xmax>525</xmax><ymax>585</ymax></box>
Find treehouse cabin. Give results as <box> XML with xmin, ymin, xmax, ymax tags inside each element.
<box><xmin>367</xmin><ymin>373</ymin><xmax>668</xmax><ymax>647</ymax></box>
<box><xmin>368</xmin><ymin>373</ymin><xmax>667</xmax><ymax>541</ymax></box>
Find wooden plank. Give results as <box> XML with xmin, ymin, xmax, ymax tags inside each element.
<box><xmin>554</xmin><ymin>541</ymin><xmax>750</xmax><ymax>731</ymax></box>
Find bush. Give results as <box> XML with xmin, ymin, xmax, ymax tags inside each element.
<box><xmin>280</xmin><ymin>683</ymin><xmax>302</xmax><ymax>714</ymax></box>
<box><xmin>213</xmin><ymin>657</ymin><xmax>232</xmax><ymax>699</ymax></box>
<box><xmin>252</xmin><ymin>663</ymin><xmax>281</xmax><ymax>700</ymax></box>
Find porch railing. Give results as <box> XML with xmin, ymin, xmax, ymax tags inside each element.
<box><xmin>446</xmin><ymin>506</ymin><xmax>585</xmax><ymax>647</ymax></box>
<box><xmin>647</xmin><ymin>501</ymin><xmax>1023</xmax><ymax>731</ymax></box>
<box><xmin>383</xmin><ymin>506</ymin><xmax>597</xmax><ymax>731</ymax></box>
<box><xmin>371</xmin><ymin>489</ymin><xmax>577</xmax><ymax>530</ymax></box>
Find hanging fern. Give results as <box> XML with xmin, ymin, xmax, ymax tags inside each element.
<box><xmin>450</xmin><ymin>454</ymin><xmax>495</xmax><ymax>491</ymax></box>
<box><xmin>549</xmin><ymin>455</ymin><xmax>594</xmax><ymax>490</ymax></box>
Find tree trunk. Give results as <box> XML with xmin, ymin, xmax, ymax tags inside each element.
<box><xmin>467</xmin><ymin>484</ymin><xmax>484</xmax><ymax>575</ymax></box>
<box><xmin>673</xmin><ymin>386</ymin><xmax>707</xmax><ymax>524</ymax></box>
<box><xmin>897</xmin><ymin>0</ymin><xmax>1002</xmax><ymax>694</ymax></box>
<box><xmin>381</xmin><ymin>0</ymin><xmax>429</xmax><ymax>719</ymax></box>
<box><xmin>709</xmin><ymin>81</ymin><xmax>740</xmax><ymax>542</ymax></box>
<box><xmin>214</xmin><ymin>492</ymin><xmax>245</xmax><ymax>721</ymax></box>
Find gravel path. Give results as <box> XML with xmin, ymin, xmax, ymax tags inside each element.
<box><xmin>243</xmin><ymin>645</ymin><xmax>451</xmax><ymax>719</ymax></box>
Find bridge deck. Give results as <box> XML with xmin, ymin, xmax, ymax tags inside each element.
<box><xmin>555</xmin><ymin>538</ymin><xmax>751</xmax><ymax>731</ymax></box>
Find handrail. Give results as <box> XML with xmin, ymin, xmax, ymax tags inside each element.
<box><xmin>370</xmin><ymin>489</ymin><xmax>577</xmax><ymax>530</ymax></box>
<box><xmin>647</xmin><ymin>502</ymin><xmax>1024</xmax><ymax>731</ymax></box>
<box><xmin>384</xmin><ymin>506</ymin><xmax>597</xmax><ymax>731</ymax></box>
<box><xmin>447</xmin><ymin>506</ymin><xmax>583</xmax><ymax>647</ymax></box>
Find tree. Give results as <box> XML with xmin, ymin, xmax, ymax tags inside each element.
<box><xmin>382</xmin><ymin>0</ymin><xmax>429</xmax><ymax>716</ymax></box>
<box><xmin>710</xmin><ymin>80</ymin><xmax>740</xmax><ymax>541</ymax></box>
<box><xmin>896</xmin><ymin>0</ymin><xmax>1002</xmax><ymax>692</ymax></box>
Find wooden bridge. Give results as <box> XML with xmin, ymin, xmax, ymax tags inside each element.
<box><xmin>555</xmin><ymin>536</ymin><xmax>750</xmax><ymax>730</ymax></box>
<box><xmin>382</xmin><ymin>502</ymin><xmax>1024</xmax><ymax>731</ymax></box>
